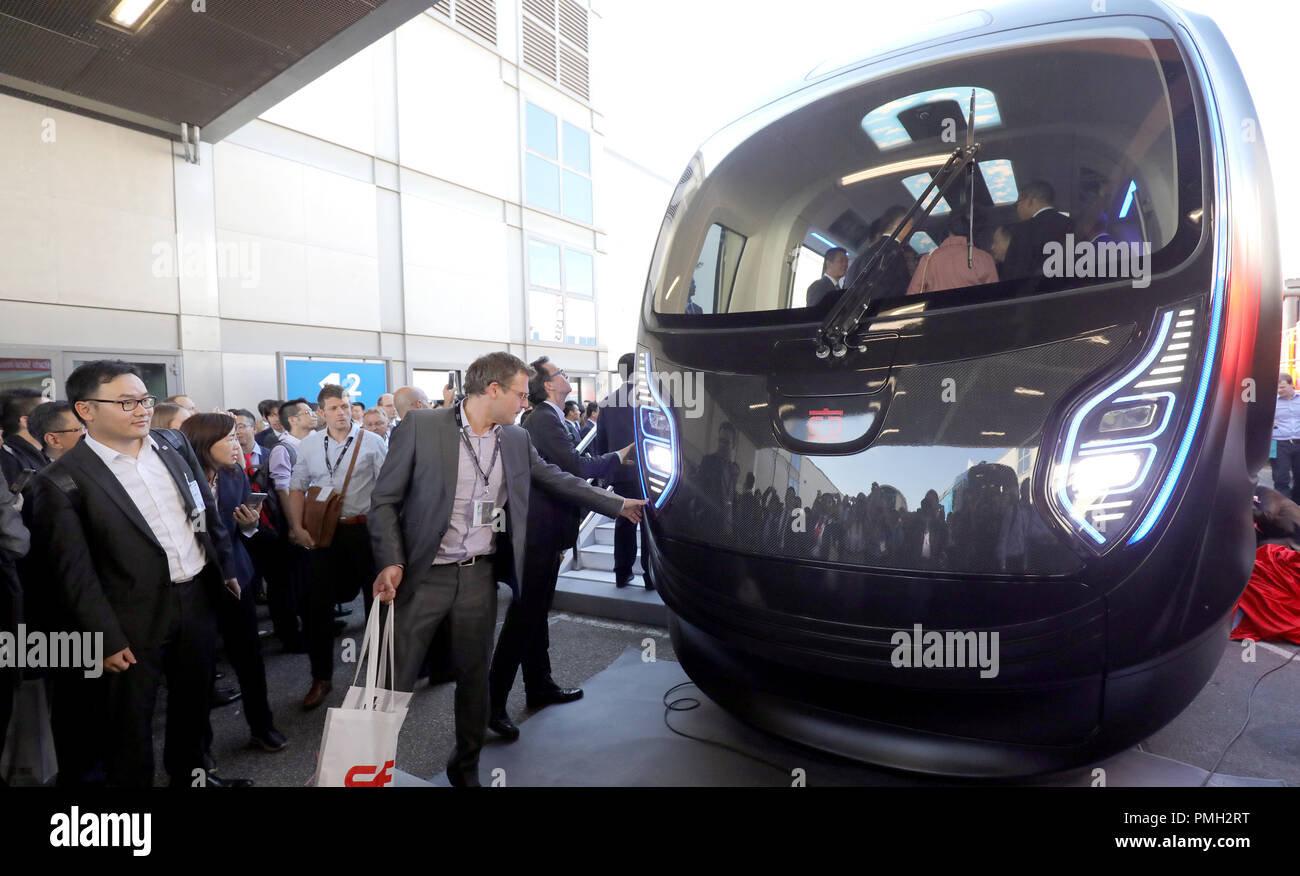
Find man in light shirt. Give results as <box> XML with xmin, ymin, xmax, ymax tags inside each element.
<box><xmin>1272</xmin><ymin>373</ymin><xmax>1300</xmax><ymax>499</ymax></box>
<box><xmin>288</xmin><ymin>383</ymin><xmax>388</xmax><ymax>709</ymax></box>
<box><xmin>29</xmin><ymin>360</ymin><xmax>241</xmax><ymax>787</ymax></box>
<box><xmin>264</xmin><ymin>398</ymin><xmax>315</xmax><ymax>652</ymax></box>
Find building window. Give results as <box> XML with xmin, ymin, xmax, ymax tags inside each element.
<box><xmin>521</xmin><ymin>0</ymin><xmax>589</xmax><ymax>101</ymax></box>
<box><xmin>430</xmin><ymin>0</ymin><xmax>498</xmax><ymax>47</ymax></box>
<box><xmin>525</xmin><ymin>101</ymin><xmax>593</xmax><ymax>224</ymax></box>
<box><xmin>528</xmin><ymin>238</ymin><xmax>596</xmax><ymax>346</ymax></box>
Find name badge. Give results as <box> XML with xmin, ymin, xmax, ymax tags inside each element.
<box><xmin>472</xmin><ymin>499</ymin><xmax>495</xmax><ymax>528</ymax></box>
<box><xmin>315</xmin><ymin>486</ymin><xmax>333</xmax><ymax>502</ymax></box>
<box><xmin>187</xmin><ymin>479</ymin><xmax>206</xmax><ymax>513</ymax></box>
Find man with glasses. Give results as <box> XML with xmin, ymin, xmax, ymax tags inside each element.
<box><xmin>26</xmin><ymin>401</ymin><xmax>85</xmax><ymax>463</ymax></box>
<box><xmin>264</xmin><ymin>398</ymin><xmax>316</xmax><ymax>653</ymax></box>
<box><xmin>369</xmin><ymin>352</ymin><xmax>645</xmax><ymax>786</ymax></box>
<box><xmin>486</xmin><ymin>357</ymin><xmax>635</xmax><ymax>741</ymax></box>
<box><xmin>28</xmin><ymin>360</ymin><xmax>241</xmax><ymax>787</ymax></box>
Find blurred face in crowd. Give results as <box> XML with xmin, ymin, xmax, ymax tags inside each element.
<box><xmin>266</xmin><ymin>410</ymin><xmax>282</xmax><ymax>432</ymax></box>
<box><xmin>76</xmin><ymin>374</ymin><xmax>154</xmax><ymax>444</ymax></box>
<box><xmin>42</xmin><ymin>411</ymin><xmax>85</xmax><ymax>459</ymax></box>
<box><xmin>362</xmin><ymin>411</ymin><xmax>388</xmax><ymax>438</ymax></box>
<box><xmin>321</xmin><ymin>395</ymin><xmax>352</xmax><ymax>434</ymax></box>
<box><xmin>351</xmin><ymin>402</ymin><xmax>365</xmax><ymax>423</ymax></box>
<box><xmin>378</xmin><ymin>393</ymin><xmax>397</xmax><ymax>421</ymax></box>
<box><xmin>1280</xmin><ymin>375</ymin><xmax>1295</xmax><ymax>400</ymax></box>
<box><xmin>827</xmin><ymin>251</ymin><xmax>848</xmax><ymax>281</ymax></box>
<box><xmin>285</xmin><ymin>402</ymin><xmax>316</xmax><ymax>435</ymax></box>
<box><xmin>210</xmin><ymin>426</ymin><xmax>241</xmax><ymax>470</ymax></box>
<box><xmin>168</xmin><ymin>408</ymin><xmax>191</xmax><ymax>430</ymax></box>
<box><xmin>233</xmin><ymin>414</ymin><xmax>256</xmax><ymax>452</ymax></box>
<box><xmin>172</xmin><ymin>395</ymin><xmax>197</xmax><ymax>414</ymax></box>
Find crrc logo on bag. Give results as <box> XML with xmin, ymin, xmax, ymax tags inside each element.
<box><xmin>344</xmin><ymin>760</ymin><xmax>395</xmax><ymax>787</ymax></box>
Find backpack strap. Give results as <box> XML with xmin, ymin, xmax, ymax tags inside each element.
<box><xmin>44</xmin><ymin>466</ymin><xmax>81</xmax><ymax>507</ymax></box>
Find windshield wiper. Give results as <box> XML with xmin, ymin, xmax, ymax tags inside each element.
<box><xmin>816</xmin><ymin>89</ymin><xmax>982</xmax><ymax>359</ymax></box>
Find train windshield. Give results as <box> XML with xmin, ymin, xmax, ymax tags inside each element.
<box><xmin>643</xmin><ymin>17</ymin><xmax>1210</xmax><ymax>577</ymax></box>
<box><xmin>653</xmin><ymin>18</ymin><xmax>1203</xmax><ymax>317</ymax></box>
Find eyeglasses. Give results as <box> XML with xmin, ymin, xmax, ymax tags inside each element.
<box><xmin>48</xmin><ymin>426</ymin><xmax>85</xmax><ymax>435</ymax></box>
<box><xmin>84</xmin><ymin>396</ymin><xmax>156</xmax><ymax>412</ymax></box>
<box><xmin>548</xmin><ymin>368</ymin><xmax>568</xmax><ymax>381</ymax></box>
<box><xmin>495</xmin><ymin>383</ymin><xmax>528</xmax><ymax>402</ymax></box>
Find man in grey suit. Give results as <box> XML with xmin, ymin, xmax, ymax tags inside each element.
<box><xmin>368</xmin><ymin>352</ymin><xmax>645</xmax><ymax>787</ymax></box>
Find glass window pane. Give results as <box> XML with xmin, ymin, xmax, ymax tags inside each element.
<box><xmin>562</xmin><ymin>122</ymin><xmax>590</xmax><ymax>173</ymax></box>
<box><xmin>528</xmin><ymin>240</ymin><xmax>562</xmax><ymax>288</ymax></box>
<box><xmin>565</xmin><ymin>249</ymin><xmax>593</xmax><ymax>296</ymax></box>
<box><xmin>529</xmin><ymin>290</ymin><xmax>564</xmax><ymax>343</ymax></box>
<box><xmin>562</xmin><ymin>170</ymin><xmax>593</xmax><ymax>225</ymax></box>
<box><xmin>565</xmin><ymin>297</ymin><xmax>596</xmax><ymax>346</ymax></box>
<box><xmin>526</xmin><ymin>102</ymin><xmax>557</xmax><ymax>159</ymax></box>
<box><xmin>526</xmin><ymin>154</ymin><xmax>560</xmax><ymax>212</ymax></box>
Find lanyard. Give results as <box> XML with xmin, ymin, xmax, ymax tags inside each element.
<box><xmin>455</xmin><ymin>401</ymin><xmax>501</xmax><ymax>496</ymax></box>
<box><xmin>323</xmin><ymin>431</ymin><xmax>356</xmax><ymax>477</ymax></box>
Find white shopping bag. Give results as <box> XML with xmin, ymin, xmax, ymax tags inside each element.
<box><xmin>1</xmin><ymin>678</ymin><xmax>58</xmax><ymax>786</ymax></box>
<box><xmin>313</xmin><ymin>601</ymin><xmax>411</xmax><ymax>787</ymax></box>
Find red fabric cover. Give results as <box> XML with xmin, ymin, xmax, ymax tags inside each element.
<box><xmin>1231</xmin><ymin>544</ymin><xmax>1300</xmax><ymax>644</ymax></box>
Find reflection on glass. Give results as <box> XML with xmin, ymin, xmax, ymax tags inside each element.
<box><xmin>526</xmin><ymin>102</ymin><xmax>558</xmax><ymax>158</ymax></box>
<box><xmin>562</xmin><ymin>170</ymin><xmax>593</xmax><ymax>224</ymax></box>
<box><xmin>526</xmin><ymin>154</ymin><xmax>560</xmax><ymax>212</ymax></box>
<box><xmin>528</xmin><ymin>240</ymin><xmax>561</xmax><ymax>288</ymax></box>
<box><xmin>562</xmin><ymin>122</ymin><xmax>590</xmax><ymax>173</ymax></box>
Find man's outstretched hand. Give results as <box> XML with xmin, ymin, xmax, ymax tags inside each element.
<box><xmin>619</xmin><ymin>498</ymin><xmax>647</xmax><ymax>523</ymax></box>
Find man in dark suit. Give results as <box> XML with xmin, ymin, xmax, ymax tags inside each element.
<box><xmin>1002</xmin><ymin>179</ymin><xmax>1073</xmax><ymax>282</ymax></box>
<box><xmin>843</xmin><ymin>207</ymin><xmax>914</xmax><ymax>303</ymax></box>
<box><xmin>487</xmin><ymin>358</ymin><xmax>633</xmax><ymax>740</ymax></box>
<box><xmin>369</xmin><ymin>352</ymin><xmax>645</xmax><ymax>787</ymax></box>
<box><xmin>253</xmin><ymin>398</ymin><xmax>284</xmax><ymax>452</ymax></box>
<box><xmin>805</xmin><ymin>246</ymin><xmax>848</xmax><ymax>308</ymax></box>
<box><xmin>593</xmin><ymin>353</ymin><xmax>654</xmax><ymax>589</ymax></box>
<box><xmin>28</xmin><ymin>360</ymin><xmax>242</xmax><ymax>788</ymax></box>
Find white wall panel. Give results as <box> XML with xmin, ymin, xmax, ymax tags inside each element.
<box><xmin>396</xmin><ymin>16</ymin><xmax>515</xmax><ymax>200</ymax></box>
<box><xmin>216</xmin><ymin>230</ymin><xmax>307</xmax><ymax>324</ymax></box>
<box><xmin>221</xmin><ymin>352</ymin><xmax>280</xmax><ymax>410</ymax></box>
<box><xmin>402</xmin><ymin>191</ymin><xmax>510</xmax><ymax>343</ymax></box>
<box><xmin>259</xmin><ymin>44</ymin><xmax>379</xmax><ymax>157</ymax></box>
<box><xmin>305</xmin><ymin>247</ymin><xmax>381</xmax><ymax>330</ymax></box>
<box><xmin>213</xmin><ymin>143</ymin><xmax>306</xmax><ymax>242</ymax></box>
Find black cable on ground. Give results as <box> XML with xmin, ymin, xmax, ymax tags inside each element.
<box><xmin>662</xmin><ymin>681</ymin><xmax>795</xmax><ymax>781</ymax></box>
<box><xmin>1199</xmin><ymin>642</ymin><xmax>1300</xmax><ymax>787</ymax></box>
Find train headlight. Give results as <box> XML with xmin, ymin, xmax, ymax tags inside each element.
<box><xmin>1046</xmin><ymin>302</ymin><xmax>1213</xmax><ymax>552</ymax></box>
<box><xmin>634</xmin><ymin>346</ymin><xmax>680</xmax><ymax>509</ymax></box>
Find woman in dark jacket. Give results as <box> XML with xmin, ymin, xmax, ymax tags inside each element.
<box><xmin>181</xmin><ymin>413</ymin><xmax>287</xmax><ymax>757</ymax></box>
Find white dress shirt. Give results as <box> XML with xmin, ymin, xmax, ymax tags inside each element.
<box><xmin>289</xmin><ymin>422</ymin><xmax>388</xmax><ymax>519</ymax></box>
<box><xmin>1274</xmin><ymin>393</ymin><xmax>1300</xmax><ymax>440</ymax></box>
<box><xmin>83</xmin><ymin>433</ymin><xmax>209</xmax><ymax>582</ymax></box>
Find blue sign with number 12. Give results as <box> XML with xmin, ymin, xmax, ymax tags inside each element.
<box><xmin>283</xmin><ymin>359</ymin><xmax>388</xmax><ymax>408</ymax></box>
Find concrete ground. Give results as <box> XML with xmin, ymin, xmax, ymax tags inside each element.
<box><xmin>177</xmin><ymin>589</ymin><xmax>1295</xmax><ymax>786</ymax></box>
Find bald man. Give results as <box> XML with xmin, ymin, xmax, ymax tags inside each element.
<box><xmin>392</xmin><ymin>386</ymin><xmax>430</xmax><ymax>420</ymax></box>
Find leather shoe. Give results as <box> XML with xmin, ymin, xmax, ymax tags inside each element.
<box><xmin>446</xmin><ymin>767</ymin><xmax>481</xmax><ymax>788</ymax></box>
<box><xmin>527</xmin><ymin>686</ymin><xmax>583</xmax><ymax>708</ymax></box>
<box><xmin>488</xmin><ymin>711</ymin><xmax>519</xmax><ymax>741</ymax></box>
<box><xmin>250</xmin><ymin>727</ymin><xmax>289</xmax><ymax>752</ymax></box>
<box><xmin>211</xmin><ymin>686</ymin><xmax>242</xmax><ymax>707</ymax></box>
<box><xmin>204</xmin><ymin>774</ymin><xmax>254</xmax><ymax>788</ymax></box>
<box><xmin>643</xmin><ymin>578</ymin><xmax>656</xmax><ymax>592</ymax></box>
<box><xmin>614</xmin><ymin>576</ymin><xmax>632</xmax><ymax>588</ymax></box>
<box><xmin>302</xmin><ymin>680</ymin><xmax>332</xmax><ymax>710</ymax></box>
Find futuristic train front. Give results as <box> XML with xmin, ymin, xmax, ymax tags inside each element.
<box><xmin>631</xmin><ymin>0</ymin><xmax>1280</xmax><ymax>776</ymax></box>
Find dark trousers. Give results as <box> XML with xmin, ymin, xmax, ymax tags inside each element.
<box><xmin>51</xmin><ymin>669</ymin><xmax>108</xmax><ymax>786</ymax></box>
<box><xmin>104</xmin><ymin>573</ymin><xmax>218</xmax><ymax>787</ymax></box>
<box><xmin>248</xmin><ymin>535</ymin><xmax>301</xmax><ymax>646</ymax></box>
<box><xmin>392</xmin><ymin>560</ymin><xmax>497</xmax><ymax>784</ymax></box>
<box><xmin>611</xmin><ymin>479</ymin><xmax>650</xmax><ymax>583</ymax></box>
<box><xmin>209</xmin><ymin>572</ymin><xmax>272</xmax><ymax>736</ymax></box>
<box><xmin>307</xmin><ymin>521</ymin><xmax>376</xmax><ymax>682</ymax></box>
<box><xmin>1273</xmin><ymin>440</ymin><xmax>1300</xmax><ymax>500</ymax></box>
<box><xmin>488</xmin><ymin>546</ymin><xmax>564</xmax><ymax>711</ymax></box>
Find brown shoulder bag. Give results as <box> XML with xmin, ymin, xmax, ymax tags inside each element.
<box><xmin>302</xmin><ymin>430</ymin><xmax>364</xmax><ymax>549</ymax></box>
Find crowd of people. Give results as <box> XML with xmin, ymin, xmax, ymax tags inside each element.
<box><xmin>0</xmin><ymin>351</ymin><xmax>647</xmax><ymax>787</ymax></box>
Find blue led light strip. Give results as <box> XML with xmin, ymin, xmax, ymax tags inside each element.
<box><xmin>1128</xmin><ymin>33</ymin><xmax>1230</xmax><ymax>546</ymax></box>
<box><xmin>634</xmin><ymin>351</ymin><xmax>681</xmax><ymax>510</ymax></box>
<box><xmin>1057</xmin><ymin>312</ymin><xmax>1173</xmax><ymax>544</ymax></box>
